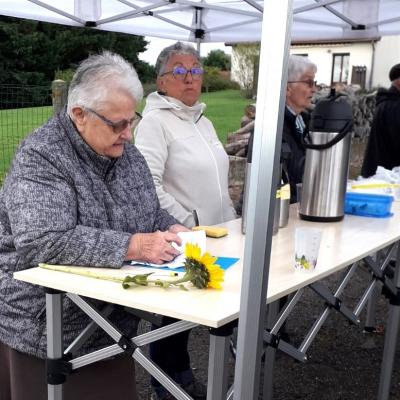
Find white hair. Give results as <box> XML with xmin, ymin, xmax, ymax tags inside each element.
<box><xmin>67</xmin><ymin>51</ymin><xmax>143</xmax><ymax>117</ymax></box>
<box><xmin>155</xmin><ymin>41</ymin><xmax>201</xmax><ymax>77</ymax></box>
<box><xmin>288</xmin><ymin>55</ymin><xmax>317</xmax><ymax>81</ymax></box>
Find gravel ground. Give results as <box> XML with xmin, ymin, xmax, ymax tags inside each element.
<box><xmin>135</xmin><ymin>262</ymin><xmax>400</xmax><ymax>399</ymax></box>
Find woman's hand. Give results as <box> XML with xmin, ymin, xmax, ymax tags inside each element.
<box><xmin>168</xmin><ymin>224</ymin><xmax>190</xmax><ymax>234</ymax></box>
<box><xmin>126</xmin><ymin>231</ymin><xmax>183</xmax><ymax>264</ymax></box>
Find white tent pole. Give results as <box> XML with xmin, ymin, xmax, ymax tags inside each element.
<box><xmin>317</xmin><ymin>1</ymin><xmax>360</xmax><ymax>28</ymax></box>
<box><xmin>178</xmin><ymin>0</ymin><xmax>260</xmax><ymax>17</ymax></box>
<box><xmin>195</xmin><ymin>7</ymin><xmax>202</xmax><ymax>53</ymax></box>
<box><xmin>203</xmin><ymin>17</ymin><xmax>261</xmax><ymax>35</ymax></box>
<box><xmin>294</xmin><ymin>0</ymin><xmax>341</xmax><ymax>14</ymax></box>
<box><xmin>97</xmin><ymin>1</ymin><xmax>167</xmax><ymax>24</ymax></box>
<box><xmin>242</xmin><ymin>0</ymin><xmax>263</xmax><ymax>13</ymax></box>
<box><xmin>28</xmin><ymin>0</ymin><xmax>84</xmax><ymax>24</ymax></box>
<box><xmin>369</xmin><ymin>40</ymin><xmax>376</xmax><ymax>90</ymax></box>
<box><xmin>233</xmin><ymin>0</ymin><xmax>293</xmax><ymax>399</ymax></box>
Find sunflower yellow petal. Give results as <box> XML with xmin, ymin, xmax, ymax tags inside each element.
<box><xmin>200</xmin><ymin>252</ymin><xmax>218</xmax><ymax>266</ymax></box>
<box><xmin>205</xmin><ymin>264</ymin><xmax>224</xmax><ymax>289</ymax></box>
<box><xmin>185</xmin><ymin>242</ymin><xmax>201</xmax><ymax>261</ymax></box>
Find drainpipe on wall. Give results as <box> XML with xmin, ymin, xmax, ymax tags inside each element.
<box><xmin>369</xmin><ymin>40</ymin><xmax>376</xmax><ymax>90</ymax></box>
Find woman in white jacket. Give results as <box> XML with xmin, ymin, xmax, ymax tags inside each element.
<box><xmin>135</xmin><ymin>43</ymin><xmax>236</xmax><ymax>229</ymax></box>
<box><xmin>135</xmin><ymin>42</ymin><xmax>236</xmax><ymax>400</ymax></box>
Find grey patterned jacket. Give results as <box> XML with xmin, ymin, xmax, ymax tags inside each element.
<box><xmin>0</xmin><ymin>110</ymin><xmax>178</xmax><ymax>358</ymax></box>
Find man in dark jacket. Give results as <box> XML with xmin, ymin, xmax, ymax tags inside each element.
<box><xmin>240</xmin><ymin>55</ymin><xmax>316</xmax><ymax>213</ymax></box>
<box><xmin>284</xmin><ymin>55</ymin><xmax>317</xmax><ymax>202</ymax></box>
<box><xmin>361</xmin><ymin>63</ymin><xmax>400</xmax><ymax>177</ymax></box>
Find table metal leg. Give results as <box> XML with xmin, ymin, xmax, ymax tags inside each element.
<box><xmin>364</xmin><ymin>284</ymin><xmax>380</xmax><ymax>331</ymax></box>
<box><xmin>207</xmin><ymin>324</ymin><xmax>233</xmax><ymax>400</ymax></box>
<box><xmin>46</xmin><ymin>291</ymin><xmax>63</xmax><ymax>400</ymax></box>
<box><xmin>365</xmin><ymin>252</ymin><xmax>381</xmax><ymax>331</ymax></box>
<box><xmin>134</xmin><ymin>348</ymin><xmax>193</xmax><ymax>400</ymax></box>
<box><xmin>64</xmin><ymin>304</ymin><xmax>114</xmax><ymax>356</ymax></box>
<box><xmin>262</xmin><ymin>301</ymin><xmax>280</xmax><ymax>400</ymax></box>
<box><xmin>378</xmin><ymin>243</ymin><xmax>400</xmax><ymax>400</ymax></box>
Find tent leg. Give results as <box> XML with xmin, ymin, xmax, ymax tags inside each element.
<box><xmin>46</xmin><ymin>291</ymin><xmax>64</xmax><ymax>400</ymax></box>
<box><xmin>377</xmin><ymin>243</ymin><xmax>400</xmax><ymax>400</ymax></box>
<box><xmin>207</xmin><ymin>324</ymin><xmax>233</xmax><ymax>399</ymax></box>
<box><xmin>233</xmin><ymin>1</ymin><xmax>294</xmax><ymax>398</ymax></box>
<box><xmin>262</xmin><ymin>301</ymin><xmax>280</xmax><ymax>400</ymax></box>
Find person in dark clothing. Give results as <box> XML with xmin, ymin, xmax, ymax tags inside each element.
<box><xmin>240</xmin><ymin>55</ymin><xmax>316</xmax><ymax>213</ymax></box>
<box><xmin>282</xmin><ymin>106</ymin><xmax>311</xmax><ymax>202</ymax></box>
<box><xmin>284</xmin><ymin>54</ymin><xmax>317</xmax><ymax>202</ymax></box>
<box><xmin>361</xmin><ymin>63</ymin><xmax>400</xmax><ymax>177</ymax></box>
<box><xmin>275</xmin><ymin>55</ymin><xmax>317</xmax><ymax>341</ymax></box>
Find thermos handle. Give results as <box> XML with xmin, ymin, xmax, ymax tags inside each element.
<box><xmin>301</xmin><ymin>120</ymin><xmax>353</xmax><ymax>150</ymax></box>
<box><xmin>246</xmin><ymin>130</ymin><xmax>254</xmax><ymax>162</ymax></box>
<box><xmin>282</xmin><ymin>162</ymin><xmax>290</xmax><ymax>184</ymax></box>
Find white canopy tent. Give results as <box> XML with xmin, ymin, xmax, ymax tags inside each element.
<box><xmin>0</xmin><ymin>0</ymin><xmax>400</xmax><ymax>43</ymax></box>
<box><xmin>1</xmin><ymin>1</ymin><xmax>400</xmax><ymax>400</ymax></box>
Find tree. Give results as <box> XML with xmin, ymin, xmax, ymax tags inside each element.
<box><xmin>203</xmin><ymin>49</ymin><xmax>231</xmax><ymax>71</ymax></box>
<box><xmin>0</xmin><ymin>16</ymin><xmax>152</xmax><ymax>85</ymax></box>
<box><xmin>231</xmin><ymin>43</ymin><xmax>260</xmax><ymax>98</ymax></box>
<box><xmin>0</xmin><ymin>18</ymin><xmax>56</xmax><ymax>85</ymax></box>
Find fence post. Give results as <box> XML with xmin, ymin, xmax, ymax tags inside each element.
<box><xmin>52</xmin><ymin>80</ymin><xmax>68</xmax><ymax>115</ymax></box>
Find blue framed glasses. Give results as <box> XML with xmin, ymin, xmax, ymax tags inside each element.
<box><xmin>161</xmin><ymin>66</ymin><xmax>204</xmax><ymax>81</ymax></box>
<box><xmin>85</xmin><ymin>108</ymin><xmax>142</xmax><ymax>134</ymax></box>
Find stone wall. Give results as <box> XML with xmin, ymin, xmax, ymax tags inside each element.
<box><xmin>227</xmin><ymin>88</ymin><xmax>375</xmax><ymax>211</ymax></box>
<box><xmin>228</xmin><ymin>156</ymin><xmax>246</xmax><ymax>213</ymax></box>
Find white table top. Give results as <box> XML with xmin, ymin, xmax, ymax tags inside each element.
<box><xmin>14</xmin><ymin>203</ymin><xmax>400</xmax><ymax>328</ymax></box>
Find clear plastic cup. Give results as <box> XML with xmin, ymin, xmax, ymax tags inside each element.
<box><xmin>294</xmin><ymin>227</ymin><xmax>322</xmax><ymax>272</ymax></box>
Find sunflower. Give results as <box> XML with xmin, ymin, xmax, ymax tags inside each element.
<box><xmin>184</xmin><ymin>243</ymin><xmax>224</xmax><ymax>289</ymax></box>
<box><xmin>41</xmin><ymin>243</ymin><xmax>224</xmax><ymax>291</ymax></box>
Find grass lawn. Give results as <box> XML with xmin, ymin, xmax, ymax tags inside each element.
<box><xmin>201</xmin><ymin>89</ymin><xmax>253</xmax><ymax>144</ymax></box>
<box><xmin>0</xmin><ymin>89</ymin><xmax>252</xmax><ymax>183</ymax></box>
<box><xmin>0</xmin><ymin>106</ymin><xmax>53</xmax><ymax>183</ymax></box>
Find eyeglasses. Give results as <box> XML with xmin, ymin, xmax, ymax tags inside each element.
<box><xmin>161</xmin><ymin>66</ymin><xmax>204</xmax><ymax>81</ymax></box>
<box><xmin>287</xmin><ymin>79</ymin><xmax>317</xmax><ymax>88</ymax></box>
<box><xmin>85</xmin><ymin>107</ymin><xmax>142</xmax><ymax>134</ymax></box>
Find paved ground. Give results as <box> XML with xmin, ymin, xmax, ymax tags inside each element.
<box><xmin>135</xmin><ymin>262</ymin><xmax>400</xmax><ymax>399</ymax></box>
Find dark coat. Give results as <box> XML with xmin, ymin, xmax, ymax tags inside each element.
<box><xmin>282</xmin><ymin>106</ymin><xmax>308</xmax><ymax>203</ymax></box>
<box><xmin>0</xmin><ymin>110</ymin><xmax>177</xmax><ymax>358</ymax></box>
<box><xmin>361</xmin><ymin>86</ymin><xmax>400</xmax><ymax>177</ymax></box>
<box><xmin>239</xmin><ymin>106</ymin><xmax>308</xmax><ymax>212</ymax></box>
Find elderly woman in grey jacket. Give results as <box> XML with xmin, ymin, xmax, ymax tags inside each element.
<box><xmin>0</xmin><ymin>51</ymin><xmax>187</xmax><ymax>400</ymax></box>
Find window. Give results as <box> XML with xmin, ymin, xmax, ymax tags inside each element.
<box><xmin>351</xmin><ymin>65</ymin><xmax>367</xmax><ymax>89</ymax></box>
<box><xmin>331</xmin><ymin>53</ymin><xmax>350</xmax><ymax>84</ymax></box>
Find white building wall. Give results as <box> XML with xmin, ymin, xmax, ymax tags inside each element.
<box><xmin>230</xmin><ymin>35</ymin><xmax>400</xmax><ymax>90</ymax></box>
<box><xmin>290</xmin><ymin>43</ymin><xmax>373</xmax><ymax>87</ymax></box>
<box><xmin>372</xmin><ymin>35</ymin><xmax>400</xmax><ymax>88</ymax></box>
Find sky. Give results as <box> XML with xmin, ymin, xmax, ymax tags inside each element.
<box><xmin>139</xmin><ymin>37</ymin><xmax>231</xmax><ymax>65</ymax></box>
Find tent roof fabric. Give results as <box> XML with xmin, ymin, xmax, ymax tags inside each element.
<box><xmin>0</xmin><ymin>0</ymin><xmax>399</xmax><ymax>43</ymax></box>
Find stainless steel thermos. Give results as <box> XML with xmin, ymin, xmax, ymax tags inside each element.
<box><xmin>299</xmin><ymin>90</ymin><xmax>353</xmax><ymax>222</ymax></box>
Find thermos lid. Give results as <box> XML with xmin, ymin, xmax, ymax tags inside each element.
<box><xmin>310</xmin><ymin>90</ymin><xmax>353</xmax><ymax>132</ymax></box>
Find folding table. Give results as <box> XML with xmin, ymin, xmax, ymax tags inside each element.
<box><xmin>14</xmin><ymin>203</ymin><xmax>400</xmax><ymax>400</ymax></box>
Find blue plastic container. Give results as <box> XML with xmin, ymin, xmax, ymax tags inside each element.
<box><xmin>344</xmin><ymin>192</ymin><xmax>394</xmax><ymax>218</ymax></box>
